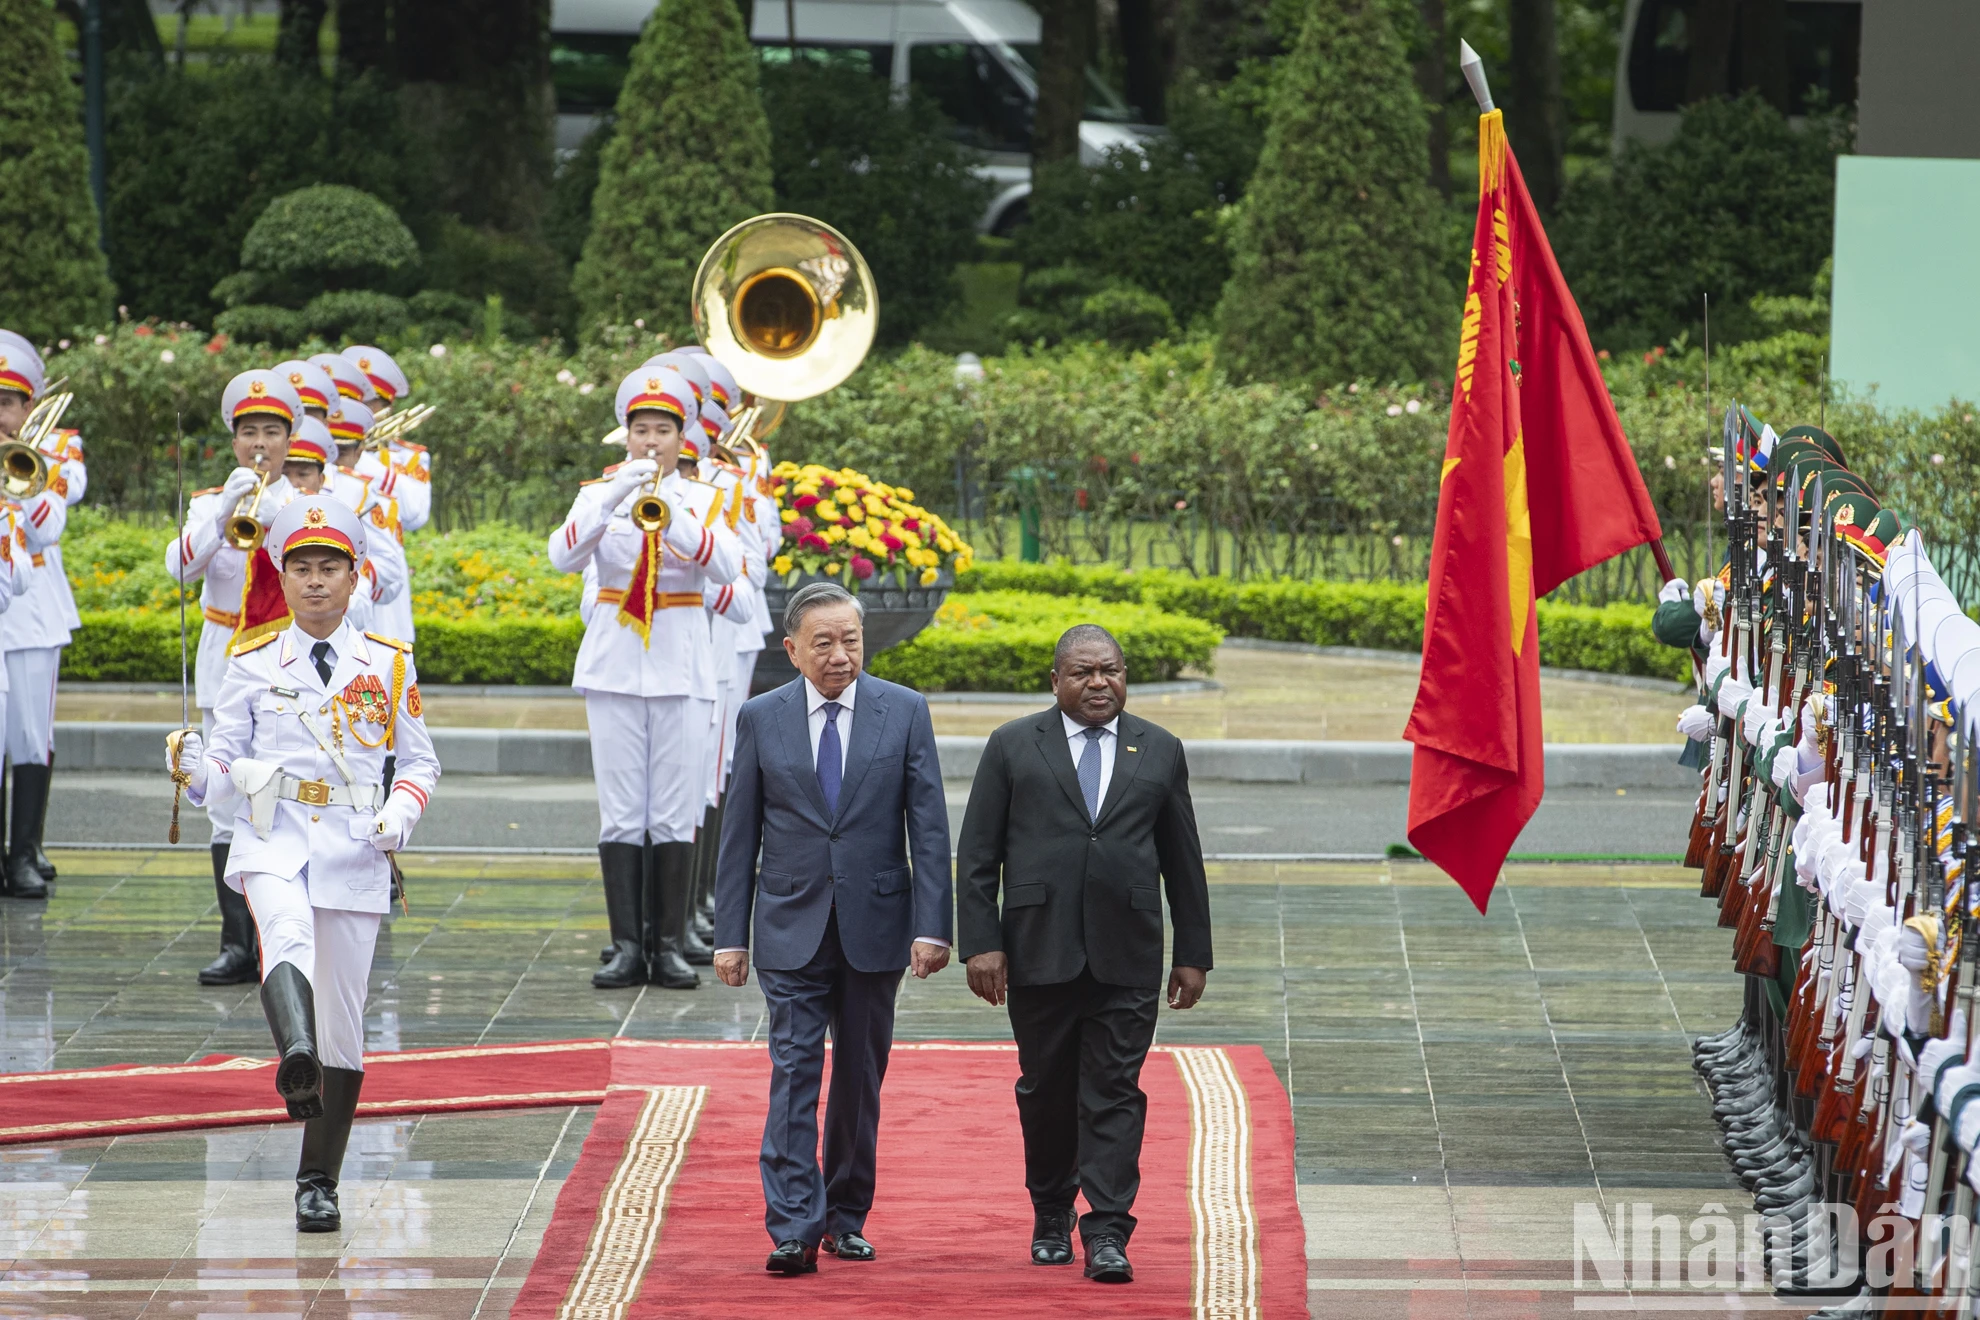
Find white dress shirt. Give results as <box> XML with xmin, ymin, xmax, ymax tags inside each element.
<box><xmin>805</xmin><ymin>676</ymin><xmax>854</xmax><ymax>772</ymax></box>
<box><xmin>1063</xmin><ymin>710</ymin><xmax>1119</xmax><ymax>810</ymax></box>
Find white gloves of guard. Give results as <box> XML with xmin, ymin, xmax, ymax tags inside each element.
<box><xmin>1897</xmin><ymin>924</ymin><xmax>1932</xmax><ymax>973</ymax></box>
<box><xmin>1692</xmin><ymin>578</ymin><xmax>1724</xmax><ymax>617</ymax></box>
<box><xmin>371</xmin><ymin>793</ymin><xmax>420</xmax><ymax>852</ymax></box>
<box><xmin>607</xmin><ymin>458</ymin><xmax>661</xmax><ymax>509</ymax></box>
<box><xmin>167</xmin><ymin>730</ymin><xmax>207</xmax><ymax>793</ymax></box>
<box><xmin>1659</xmin><ymin>577</ymin><xmax>1688</xmax><ymax>604</ymax></box>
<box><xmin>1716</xmin><ymin>675</ymin><xmax>1753</xmax><ymax>722</ymax></box>
<box><xmin>1676</xmin><ymin>704</ymin><xmax>1714</xmax><ymax>742</ymax></box>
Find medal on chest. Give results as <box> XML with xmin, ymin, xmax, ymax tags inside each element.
<box><xmin>338</xmin><ymin>672</ymin><xmax>392</xmax><ymax>727</ymax></box>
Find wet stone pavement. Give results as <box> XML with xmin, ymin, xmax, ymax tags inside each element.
<box><xmin>0</xmin><ymin>850</ymin><xmax>1747</xmax><ymax>1318</ymax></box>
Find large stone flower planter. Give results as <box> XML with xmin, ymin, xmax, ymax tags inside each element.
<box><xmin>751</xmin><ymin>573</ymin><xmax>951</xmax><ymax>694</ymax></box>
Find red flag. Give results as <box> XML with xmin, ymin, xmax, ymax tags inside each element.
<box><xmin>1404</xmin><ymin>110</ymin><xmax>1663</xmax><ymax>912</ymax></box>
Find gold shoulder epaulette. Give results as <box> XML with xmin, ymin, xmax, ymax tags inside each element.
<box><xmin>365</xmin><ymin>630</ymin><xmax>413</xmax><ymax>653</ymax></box>
<box><xmin>232</xmin><ymin>633</ymin><xmax>278</xmax><ymax>655</ymax></box>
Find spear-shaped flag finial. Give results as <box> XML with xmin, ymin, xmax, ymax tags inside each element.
<box><xmin>1459</xmin><ymin>40</ymin><xmax>1493</xmax><ymax>113</ymax></box>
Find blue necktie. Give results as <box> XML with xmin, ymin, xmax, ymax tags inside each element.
<box><xmin>1077</xmin><ymin>726</ymin><xmax>1104</xmax><ymax>821</ymax></box>
<box><xmin>817</xmin><ymin>701</ymin><xmax>844</xmax><ymax>816</ymax></box>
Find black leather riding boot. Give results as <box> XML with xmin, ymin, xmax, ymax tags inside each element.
<box><xmin>694</xmin><ymin>802</ymin><xmax>723</xmax><ymax>933</ymax></box>
<box><xmin>296</xmin><ymin>1066</ymin><xmax>364</xmax><ymax>1232</ymax></box>
<box><xmin>260</xmin><ymin>961</ymin><xmax>323</xmax><ymax>1120</ymax></box>
<box><xmin>593</xmin><ymin>842</ymin><xmax>645</xmax><ymax>989</ymax></box>
<box><xmin>6</xmin><ymin>764</ymin><xmax>48</xmax><ymax>900</ymax></box>
<box><xmin>646</xmin><ymin>840</ymin><xmax>699</xmax><ymax>990</ymax></box>
<box><xmin>29</xmin><ymin>753</ymin><xmax>53</xmax><ymax>881</ymax></box>
<box><xmin>199</xmin><ymin>843</ymin><xmax>259</xmax><ymax>985</ymax></box>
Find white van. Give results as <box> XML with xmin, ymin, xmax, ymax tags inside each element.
<box><xmin>550</xmin><ymin>0</ymin><xmax>1157</xmax><ymax>234</ymax></box>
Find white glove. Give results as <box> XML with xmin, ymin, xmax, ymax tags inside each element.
<box><xmin>1716</xmin><ymin>676</ymin><xmax>1753</xmax><ymax>721</ymax></box>
<box><xmin>214</xmin><ymin>467</ymin><xmax>264</xmax><ymax>532</ymax></box>
<box><xmin>370</xmin><ymin>792</ymin><xmax>421</xmax><ymax>852</ymax></box>
<box><xmin>1676</xmin><ymin>704</ymin><xmax>1714</xmax><ymax>742</ymax></box>
<box><xmin>1897</xmin><ymin>924</ymin><xmax>1932</xmax><ymax>974</ymax></box>
<box><xmin>1692</xmin><ymin>578</ymin><xmax>1724</xmax><ymax>617</ymax></box>
<box><xmin>167</xmin><ymin>730</ymin><xmax>206</xmax><ymax>793</ymax></box>
<box><xmin>1741</xmin><ymin>703</ymin><xmax>1776</xmax><ymax>748</ymax></box>
<box><xmin>606</xmin><ymin>458</ymin><xmax>661</xmax><ymax>507</ymax></box>
<box><xmin>1659</xmin><ymin>577</ymin><xmax>1688</xmax><ymax>604</ymax></box>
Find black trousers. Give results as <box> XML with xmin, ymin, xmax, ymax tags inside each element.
<box><xmin>1005</xmin><ymin>966</ymin><xmax>1160</xmax><ymax>1244</ymax></box>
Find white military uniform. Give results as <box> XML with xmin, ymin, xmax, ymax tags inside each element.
<box><xmin>547</xmin><ymin>370</ymin><xmax>742</xmax><ymax>845</ymax></box>
<box><xmin>696</xmin><ymin>436</ymin><xmax>764</xmax><ymax>809</ymax></box>
<box><xmin>324</xmin><ymin>468</ymin><xmax>407</xmax><ymax>632</ymax></box>
<box><xmin>0</xmin><ymin>484</ymin><xmax>72</xmax><ymax>767</ymax></box>
<box><xmin>188</xmin><ymin>513</ymin><xmax>438</xmax><ymax>1071</ymax></box>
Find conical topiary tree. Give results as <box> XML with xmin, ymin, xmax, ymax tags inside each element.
<box><xmin>573</xmin><ymin>0</ymin><xmax>773</xmax><ymax>337</ymax></box>
<box><xmin>0</xmin><ymin>0</ymin><xmax>114</xmax><ymax>340</ymax></box>
<box><xmin>1215</xmin><ymin>0</ymin><xmax>1453</xmax><ymax>391</ymax></box>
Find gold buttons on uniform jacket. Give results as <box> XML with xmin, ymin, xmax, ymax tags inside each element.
<box><xmin>311</xmin><ymin>814</ymin><xmax>320</xmax><ymax>822</ymax></box>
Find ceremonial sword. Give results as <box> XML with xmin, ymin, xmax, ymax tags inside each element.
<box><xmin>167</xmin><ymin>413</ymin><xmax>193</xmax><ymax>842</ymax></box>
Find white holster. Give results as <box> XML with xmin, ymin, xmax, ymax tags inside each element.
<box><xmin>232</xmin><ymin>758</ymin><xmax>281</xmax><ymax>840</ymax></box>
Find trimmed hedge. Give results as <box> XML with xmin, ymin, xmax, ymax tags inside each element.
<box><xmin>865</xmin><ymin>592</ymin><xmax>1224</xmax><ymax>693</ymax></box>
<box><xmin>68</xmin><ymin>612</ymin><xmax>585</xmax><ymax>685</ymax></box>
<box><xmin>954</xmin><ymin>561</ymin><xmax>1688</xmax><ymax>682</ymax></box>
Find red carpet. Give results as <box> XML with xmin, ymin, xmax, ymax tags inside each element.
<box><xmin>514</xmin><ymin>1040</ymin><xmax>1306</xmax><ymax>1319</ymax></box>
<box><xmin>0</xmin><ymin>1040</ymin><xmax>614</xmax><ymax>1144</ymax></box>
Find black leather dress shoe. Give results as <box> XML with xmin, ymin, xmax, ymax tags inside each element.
<box><xmin>1082</xmin><ymin>1234</ymin><xmax>1133</xmax><ymax>1283</ymax></box>
<box><xmin>296</xmin><ymin>1171</ymin><xmax>340</xmax><ymax>1233</ymax></box>
<box><xmin>1031</xmin><ymin>1209</ymin><xmax>1075</xmax><ymax>1265</ymax></box>
<box><xmin>822</xmin><ymin>1232</ymin><xmax>875</xmax><ymax>1260</ymax></box>
<box><xmin>765</xmin><ymin>1239</ymin><xmax>818</xmax><ymax>1275</ymax></box>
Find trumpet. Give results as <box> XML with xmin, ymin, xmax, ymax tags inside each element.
<box><xmin>631</xmin><ymin>470</ymin><xmax>672</xmax><ymax>533</ymax></box>
<box><xmin>0</xmin><ymin>390</ymin><xmax>75</xmax><ymax>500</ymax></box>
<box><xmin>368</xmin><ymin>402</ymin><xmax>436</xmax><ymax>453</ymax></box>
<box><xmin>224</xmin><ymin>455</ymin><xmax>272</xmax><ymax>551</ymax></box>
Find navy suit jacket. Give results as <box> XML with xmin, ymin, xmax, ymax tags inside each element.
<box><xmin>715</xmin><ymin>673</ymin><xmax>954</xmax><ymax>973</ymax></box>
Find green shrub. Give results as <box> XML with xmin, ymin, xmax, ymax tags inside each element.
<box><xmin>0</xmin><ymin>0</ymin><xmax>114</xmax><ymax>339</ymax></box>
<box><xmin>104</xmin><ymin>64</ymin><xmax>425</xmax><ymax>325</ymax></box>
<box><xmin>1078</xmin><ymin>286</ymin><xmax>1177</xmax><ymax>350</ymax></box>
<box><xmin>411</xmin><ymin>616</ymin><xmax>584</xmax><ymax>685</ymax></box>
<box><xmin>866</xmin><ymin>591</ymin><xmax>1224</xmax><ymax>692</ymax></box>
<box><xmin>572</xmin><ymin>0</ymin><xmax>773</xmax><ymax>337</ymax></box>
<box><xmin>760</xmin><ymin>59</ymin><xmax>989</xmax><ymax>345</ymax></box>
<box><xmin>237</xmin><ymin>184</ymin><xmax>420</xmax><ymax>297</ymax></box>
<box><xmin>300</xmin><ymin>289</ymin><xmax>412</xmax><ymax>344</ymax></box>
<box><xmin>1553</xmin><ymin>93</ymin><xmax>1850</xmax><ymax>349</ymax></box>
<box><xmin>420</xmin><ymin>215</ymin><xmax>572</xmax><ymax>338</ymax></box>
<box><xmin>67</xmin><ymin>610</ymin><xmax>182</xmax><ymax>681</ymax></box>
<box><xmin>1215</xmin><ymin>0</ymin><xmax>1455</xmax><ymax>391</ymax></box>
<box><xmin>211</xmin><ymin>304</ymin><xmax>310</xmax><ymax>348</ymax></box>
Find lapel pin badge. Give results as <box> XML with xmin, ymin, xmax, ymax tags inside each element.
<box><xmin>1126</xmin><ymin>746</ymin><xmax>1137</xmax><ymax>752</ymax></box>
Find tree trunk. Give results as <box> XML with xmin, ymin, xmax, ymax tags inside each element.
<box><xmin>1034</xmin><ymin>0</ymin><xmax>1095</xmax><ymax>164</ymax></box>
<box><xmin>1506</xmin><ymin>0</ymin><xmax>1564</xmax><ymax>212</ymax></box>
<box><xmin>1686</xmin><ymin>0</ymin><xmax>1738</xmax><ymax>103</ymax></box>
<box><xmin>1414</xmin><ymin>0</ymin><xmax>1447</xmax><ymax>197</ymax></box>
<box><xmin>99</xmin><ymin>0</ymin><xmax>163</xmax><ymax>59</ymax></box>
<box><xmin>336</xmin><ymin>0</ymin><xmax>392</xmax><ymax>81</ymax></box>
<box><xmin>1117</xmin><ymin>0</ymin><xmax>1167</xmax><ymax>123</ymax></box>
<box><xmin>395</xmin><ymin>0</ymin><xmax>554</xmax><ymax>232</ymax></box>
<box><xmin>276</xmin><ymin>0</ymin><xmax>327</xmax><ymax>73</ymax></box>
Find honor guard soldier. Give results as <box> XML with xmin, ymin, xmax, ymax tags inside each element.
<box><xmin>167</xmin><ymin>494</ymin><xmax>438</xmax><ymax>1233</ymax></box>
<box><xmin>548</xmin><ymin>366</ymin><xmax>743</xmax><ymax>991</ymax></box>
<box><xmin>290</xmin><ymin>418</ymin><xmax>406</xmax><ymax>633</ymax></box>
<box><xmin>0</xmin><ymin>334</ymin><xmax>54</xmax><ymax>897</ymax></box>
<box><xmin>167</xmin><ymin>369</ymin><xmax>307</xmax><ymax>981</ymax></box>
<box><xmin>339</xmin><ymin>347</ymin><xmax>425</xmax><ymax>646</ymax></box>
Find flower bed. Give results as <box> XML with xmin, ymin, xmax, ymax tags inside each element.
<box><xmin>770</xmin><ymin>462</ymin><xmax>972</xmax><ymax>588</ymax></box>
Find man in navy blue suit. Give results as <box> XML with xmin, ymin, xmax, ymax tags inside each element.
<box><xmin>714</xmin><ymin>581</ymin><xmax>954</xmax><ymax>1276</ymax></box>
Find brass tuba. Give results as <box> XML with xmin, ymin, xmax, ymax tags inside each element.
<box><xmin>691</xmin><ymin>213</ymin><xmax>876</xmax><ymax>412</ymax></box>
<box><xmin>0</xmin><ymin>389</ymin><xmax>75</xmax><ymax>500</ymax></box>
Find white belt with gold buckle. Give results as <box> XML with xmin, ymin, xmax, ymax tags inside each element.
<box><xmin>276</xmin><ymin>775</ymin><xmax>382</xmax><ymax>810</ymax></box>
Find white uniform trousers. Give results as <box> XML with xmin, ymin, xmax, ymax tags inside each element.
<box><xmin>3</xmin><ymin>645</ymin><xmax>59</xmax><ymax>765</ymax></box>
<box><xmin>585</xmin><ymin>691</ymin><xmax>713</xmax><ymax>845</ymax></box>
<box><xmin>199</xmin><ymin>707</ymin><xmax>236</xmax><ymax>846</ymax></box>
<box><xmin>241</xmin><ymin>867</ymin><xmax>380</xmax><ymax>1072</ymax></box>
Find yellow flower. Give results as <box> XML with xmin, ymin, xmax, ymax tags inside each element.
<box><xmin>847</xmin><ymin>528</ymin><xmax>871</xmax><ymax>550</ymax></box>
<box><xmin>896</xmin><ymin>486</ymin><xmax>915</xmax><ymax>501</ymax></box>
<box><xmin>772</xmin><ymin>554</ymin><xmax>793</xmax><ymax>575</ymax></box>
<box><xmin>781</xmin><ymin>508</ymin><xmax>799</xmax><ymax>523</ymax></box>
<box><xmin>919</xmin><ymin>567</ymin><xmax>939</xmax><ymax>587</ymax></box>
<box><xmin>836</xmin><ymin>487</ymin><xmax>859</xmax><ymax>505</ymax></box>
<box><xmin>822</xmin><ymin>525</ymin><xmax>845</xmax><ymax>544</ymax></box>
<box><xmin>936</xmin><ymin>533</ymin><xmax>954</xmax><ymax>552</ymax></box>
<box><xmin>824</xmin><ymin>561</ymin><xmax>841</xmax><ymax>575</ymax></box>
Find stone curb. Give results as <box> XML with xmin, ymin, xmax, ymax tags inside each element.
<box><xmin>58</xmin><ymin>722</ymin><xmax>1696</xmax><ymax>788</ymax></box>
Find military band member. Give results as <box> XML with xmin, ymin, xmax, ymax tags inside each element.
<box><xmin>166</xmin><ymin>369</ymin><xmax>306</xmax><ymax>982</ymax></box>
<box><xmin>0</xmin><ymin>334</ymin><xmax>55</xmax><ymax>897</ymax></box>
<box><xmin>547</xmin><ymin>366</ymin><xmax>743</xmax><ymax>991</ymax></box>
<box><xmin>341</xmin><ymin>345</ymin><xmax>431</xmax><ymax>536</ymax></box>
<box><xmin>168</xmin><ymin>494</ymin><xmax>438</xmax><ymax>1232</ymax></box>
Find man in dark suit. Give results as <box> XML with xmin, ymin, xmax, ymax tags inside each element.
<box><xmin>956</xmin><ymin>623</ymin><xmax>1212</xmax><ymax>1285</ymax></box>
<box><xmin>714</xmin><ymin>581</ymin><xmax>953</xmax><ymax>1277</ymax></box>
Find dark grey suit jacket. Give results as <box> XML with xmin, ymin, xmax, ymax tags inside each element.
<box><xmin>715</xmin><ymin>673</ymin><xmax>953</xmax><ymax>973</ymax></box>
<box><xmin>955</xmin><ymin>708</ymin><xmax>1212</xmax><ymax>989</ymax></box>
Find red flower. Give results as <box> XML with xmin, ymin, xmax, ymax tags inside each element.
<box><xmin>784</xmin><ymin>516</ymin><xmax>814</xmax><ymax>537</ymax></box>
<box><xmin>798</xmin><ymin>533</ymin><xmax>829</xmax><ymax>553</ymax></box>
<box><xmin>1130</xmin><ymin>452</ymin><xmax>1143</xmax><ymax>465</ymax></box>
<box><xmin>1075</xmin><ymin>488</ymin><xmax>1089</xmax><ymax>510</ymax></box>
<box><xmin>818</xmin><ymin>478</ymin><xmax>836</xmax><ymax>491</ymax></box>
<box><xmin>849</xmin><ymin>555</ymin><xmax>876</xmax><ymax>581</ymax></box>
<box><xmin>880</xmin><ymin>533</ymin><xmax>903</xmax><ymax>553</ymax></box>
<box><xmin>901</xmin><ymin>518</ymin><xmax>920</xmax><ymax>532</ymax></box>
<box><xmin>839</xmin><ymin>515</ymin><xmax>856</xmax><ymax>528</ymax></box>
<box><xmin>205</xmin><ymin>334</ymin><xmax>228</xmax><ymax>354</ymax></box>
<box><xmin>793</xmin><ymin>493</ymin><xmax>820</xmax><ymax>511</ymax></box>
<box><xmin>133</xmin><ymin>325</ymin><xmax>154</xmax><ymax>337</ymax></box>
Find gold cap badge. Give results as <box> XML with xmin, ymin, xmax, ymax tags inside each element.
<box><xmin>305</xmin><ymin>506</ymin><xmax>327</xmax><ymax>527</ymax></box>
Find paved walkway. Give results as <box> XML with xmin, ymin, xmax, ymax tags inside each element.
<box><xmin>56</xmin><ymin>644</ymin><xmax>1692</xmax><ymax>744</ymax></box>
<box><xmin>0</xmin><ymin>850</ymin><xmax>1743</xmax><ymax>1317</ymax></box>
